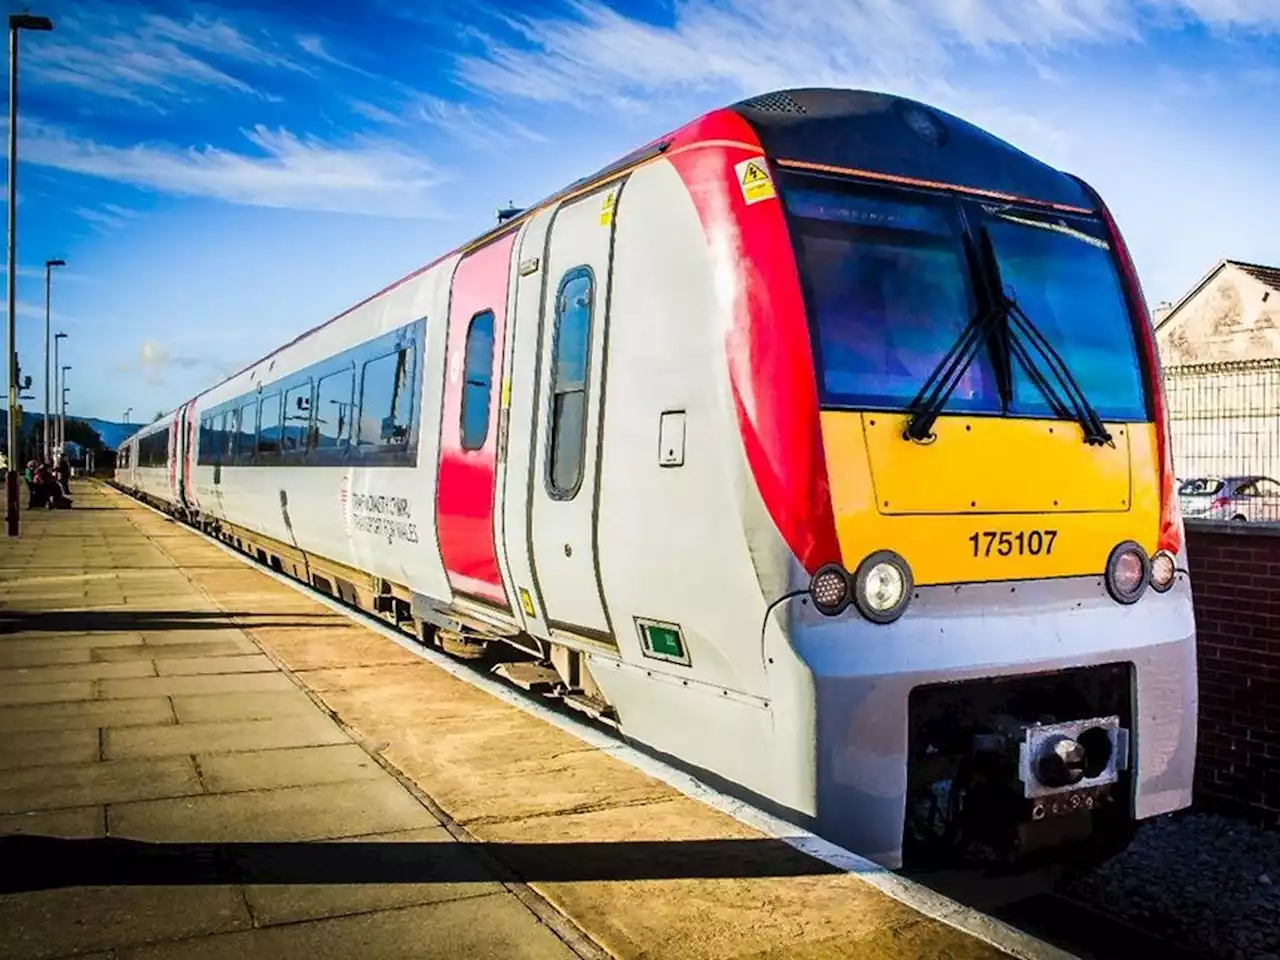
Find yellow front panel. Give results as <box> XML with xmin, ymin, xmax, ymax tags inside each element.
<box><xmin>861</xmin><ymin>414</ymin><xmax>1133</xmax><ymax>514</ymax></box>
<box><xmin>821</xmin><ymin>412</ymin><xmax>1161</xmax><ymax>586</ymax></box>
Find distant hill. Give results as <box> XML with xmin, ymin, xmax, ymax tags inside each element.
<box><xmin>0</xmin><ymin>410</ymin><xmax>134</xmax><ymax>454</ymax></box>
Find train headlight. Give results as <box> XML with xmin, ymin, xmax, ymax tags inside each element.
<box><xmin>852</xmin><ymin>550</ymin><xmax>913</xmax><ymax>624</ymax></box>
<box><xmin>1105</xmin><ymin>541</ymin><xmax>1149</xmax><ymax>605</ymax></box>
<box><xmin>1150</xmin><ymin>549</ymin><xmax>1176</xmax><ymax>592</ymax></box>
<box><xmin>809</xmin><ymin>563</ymin><xmax>852</xmax><ymax>617</ymax></box>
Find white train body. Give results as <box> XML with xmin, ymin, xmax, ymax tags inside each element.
<box><xmin>116</xmin><ymin>89</ymin><xmax>1197</xmax><ymax>872</ymax></box>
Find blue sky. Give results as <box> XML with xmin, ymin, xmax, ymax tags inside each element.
<box><xmin>9</xmin><ymin>0</ymin><xmax>1280</xmax><ymax>424</ymax></box>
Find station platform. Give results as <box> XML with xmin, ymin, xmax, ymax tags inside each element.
<box><xmin>0</xmin><ymin>481</ymin><xmax>1054</xmax><ymax>960</ymax></box>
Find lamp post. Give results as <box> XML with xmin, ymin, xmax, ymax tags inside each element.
<box><xmin>53</xmin><ymin>331</ymin><xmax>64</xmax><ymax>452</ymax></box>
<box><xmin>6</xmin><ymin>12</ymin><xmax>54</xmax><ymax>537</ymax></box>
<box><xmin>59</xmin><ymin>363</ymin><xmax>68</xmax><ymax>453</ymax></box>
<box><xmin>43</xmin><ymin>257</ymin><xmax>64</xmax><ymax>461</ymax></box>
<box><xmin>123</xmin><ymin>407</ymin><xmax>131</xmax><ymax>425</ymax></box>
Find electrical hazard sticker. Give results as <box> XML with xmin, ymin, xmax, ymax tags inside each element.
<box><xmin>518</xmin><ymin>587</ymin><xmax>537</xmax><ymax>618</ymax></box>
<box><xmin>735</xmin><ymin>157</ymin><xmax>776</xmax><ymax>205</ymax></box>
<box><xmin>599</xmin><ymin>188</ymin><xmax>617</xmax><ymax>226</ymax></box>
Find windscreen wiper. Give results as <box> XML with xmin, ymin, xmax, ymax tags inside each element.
<box><xmin>975</xmin><ymin>228</ymin><xmax>1113</xmax><ymax>447</ymax></box>
<box><xmin>903</xmin><ymin>229</ymin><xmax>1114</xmax><ymax>447</ymax></box>
<box><xmin>902</xmin><ymin>232</ymin><xmax>1006</xmax><ymax>442</ymax></box>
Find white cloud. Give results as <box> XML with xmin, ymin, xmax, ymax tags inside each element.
<box><xmin>27</xmin><ymin>5</ymin><xmax>306</xmax><ymax>106</ymax></box>
<box><xmin>144</xmin><ymin>13</ymin><xmax>308</xmax><ymax>72</ymax></box>
<box><xmin>407</xmin><ymin>94</ymin><xmax>546</xmax><ymax>149</ymax></box>
<box><xmin>75</xmin><ymin>204</ymin><xmax>144</xmax><ymax>235</ymax></box>
<box><xmin>116</xmin><ymin>339</ymin><xmax>211</xmax><ymax>388</ymax></box>
<box><xmin>347</xmin><ymin>89</ymin><xmax>545</xmax><ymax>150</ymax></box>
<box><xmin>24</xmin><ymin>121</ymin><xmax>447</xmax><ymax>218</ymax></box>
<box><xmin>455</xmin><ymin>0</ymin><xmax>1280</xmax><ymax>114</ymax></box>
<box><xmin>350</xmin><ymin>100</ymin><xmax>408</xmax><ymax>126</ymax></box>
<box><xmin>297</xmin><ymin>34</ymin><xmax>373</xmax><ymax>77</ymax></box>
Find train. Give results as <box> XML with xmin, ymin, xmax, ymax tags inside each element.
<box><xmin>114</xmin><ymin>88</ymin><xmax>1197</xmax><ymax>875</ymax></box>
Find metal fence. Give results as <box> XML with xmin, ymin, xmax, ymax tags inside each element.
<box><xmin>1164</xmin><ymin>358</ymin><xmax>1280</xmax><ymax>525</ymax></box>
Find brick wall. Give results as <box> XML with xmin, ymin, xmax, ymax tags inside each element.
<box><xmin>1185</xmin><ymin>520</ymin><xmax>1280</xmax><ymax>825</ymax></box>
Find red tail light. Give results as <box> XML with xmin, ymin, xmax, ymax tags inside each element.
<box><xmin>1211</xmin><ymin>495</ymin><xmax>1229</xmax><ymax>511</ymax></box>
<box><xmin>1078</xmin><ymin>179</ymin><xmax>1184</xmax><ymax>555</ymax></box>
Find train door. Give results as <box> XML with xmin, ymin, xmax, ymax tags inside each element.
<box><xmin>526</xmin><ymin>183</ymin><xmax>624</xmax><ymax>645</ymax></box>
<box><xmin>183</xmin><ymin>404</ymin><xmax>198</xmax><ymax>512</ymax></box>
<box><xmin>168</xmin><ymin>409</ymin><xmax>182</xmax><ymax>504</ymax></box>
<box><xmin>435</xmin><ymin>231</ymin><xmax>519</xmax><ymax>611</ymax></box>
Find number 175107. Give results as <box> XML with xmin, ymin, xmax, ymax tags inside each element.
<box><xmin>968</xmin><ymin>530</ymin><xmax>1057</xmax><ymax>557</ymax></box>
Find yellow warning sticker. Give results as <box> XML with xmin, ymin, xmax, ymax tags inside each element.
<box><xmin>518</xmin><ymin>588</ymin><xmax>536</xmax><ymax>618</ymax></box>
<box><xmin>735</xmin><ymin>156</ymin><xmax>776</xmax><ymax>205</ymax></box>
<box><xmin>599</xmin><ymin>189</ymin><xmax>617</xmax><ymax>226</ymax></box>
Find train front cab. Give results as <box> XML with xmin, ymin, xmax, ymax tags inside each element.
<box><xmin>735</xmin><ymin>92</ymin><xmax>1198</xmax><ymax>872</ymax></box>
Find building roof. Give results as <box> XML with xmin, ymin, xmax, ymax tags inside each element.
<box><xmin>1233</xmin><ymin>260</ymin><xmax>1280</xmax><ymax>292</ymax></box>
<box><xmin>1154</xmin><ymin>258</ymin><xmax>1280</xmax><ymax>333</ymax></box>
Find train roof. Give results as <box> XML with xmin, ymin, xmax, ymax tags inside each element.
<box><xmin>729</xmin><ymin>88</ymin><xmax>1094</xmax><ymax>212</ymax></box>
<box><xmin>154</xmin><ymin>87</ymin><xmax>1096</xmax><ymax>421</ymax></box>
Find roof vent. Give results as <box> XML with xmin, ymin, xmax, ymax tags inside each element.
<box><xmin>739</xmin><ymin>92</ymin><xmax>808</xmax><ymax>114</ymax></box>
<box><xmin>496</xmin><ymin>203</ymin><xmax>522</xmax><ymax>224</ymax></box>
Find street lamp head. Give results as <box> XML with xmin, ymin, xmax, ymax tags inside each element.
<box><xmin>9</xmin><ymin>14</ymin><xmax>53</xmax><ymax>31</ymax></box>
<box><xmin>46</xmin><ymin>258</ymin><xmax>65</xmax><ymax>268</ymax></box>
<box><xmin>54</xmin><ymin>331</ymin><xmax>65</xmax><ymax>340</ymax></box>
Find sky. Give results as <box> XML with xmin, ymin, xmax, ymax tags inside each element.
<box><xmin>7</xmin><ymin>0</ymin><xmax>1280</xmax><ymax>425</ymax></box>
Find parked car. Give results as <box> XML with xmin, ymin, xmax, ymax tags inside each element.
<box><xmin>1178</xmin><ymin>475</ymin><xmax>1280</xmax><ymax>523</ymax></box>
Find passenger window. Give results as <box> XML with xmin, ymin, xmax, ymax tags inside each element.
<box><xmin>315</xmin><ymin>368</ymin><xmax>354</xmax><ymax>448</ymax></box>
<box><xmin>235</xmin><ymin>402</ymin><xmax>256</xmax><ymax>460</ymax></box>
<box><xmin>460</xmin><ymin>310</ymin><xmax>495</xmax><ymax>451</ymax></box>
<box><xmin>548</xmin><ymin>269</ymin><xmax>593</xmax><ymax>496</ymax></box>
<box><xmin>357</xmin><ymin>345</ymin><xmax>415</xmax><ymax>448</ymax></box>
<box><xmin>217</xmin><ymin>412</ymin><xmax>229</xmax><ymax>461</ymax></box>
<box><xmin>282</xmin><ymin>382</ymin><xmax>312</xmax><ymax>452</ymax></box>
<box><xmin>258</xmin><ymin>393</ymin><xmax>282</xmax><ymax>455</ymax></box>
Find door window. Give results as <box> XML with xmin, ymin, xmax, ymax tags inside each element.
<box><xmin>547</xmin><ymin>268</ymin><xmax>594</xmax><ymax>497</ymax></box>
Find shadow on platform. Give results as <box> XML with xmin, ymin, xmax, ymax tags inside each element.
<box><xmin>0</xmin><ymin>610</ymin><xmax>341</xmax><ymax>635</ymax></box>
<box><xmin>0</xmin><ymin>834</ymin><xmax>844</xmax><ymax>893</ymax></box>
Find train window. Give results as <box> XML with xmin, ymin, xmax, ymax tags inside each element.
<box><xmin>315</xmin><ymin>368</ymin><xmax>354</xmax><ymax>448</ymax></box>
<box><xmin>977</xmin><ymin>206</ymin><xmax>1147</xmax><ymax>421</ymax></box>
<box><xmin>282</xmin><ymin>382</ymin><xmax>312</xmax><ymax>452</ymax></box>
<box><xmin>547</xmin><ymin>268</ymin><xmax>594</xmax><ymax>497</ymax></box>
<box><xmin>460</xmin><ymin>310</ymin><xmax>495</xmax><ymax>452</ymax></box>
<box><xmin>258</xmin><ymin>393</ymin><xmax>282</xmax><ymax>455</ymax></box>
<box><xmin>218</xmin><ymin>411</ymin><xmax>230</xmax><ymax>461</ymax></box>
<box><xmin>357</xmin><ymin>345</ymin><xmax>416</xmax><ymax>448</ymax></box>
<box><xmin>234</xmin><ymin>401</ymin><xmax>256</xmax><ymax>462</ymax></box>
<box><xmin>781</xmin><ymin>174</ymin><xmax>999</xmax><ymax>413</ymax></box>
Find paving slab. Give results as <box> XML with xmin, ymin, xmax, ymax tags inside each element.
<box><xmin>103</xmin><ymin>713</ymin><xmax>348</xmax><ymax>760</ymax></box>
<box><xmin>0</xmin><ymin>805</ymin><xmax>105</xmax><ymax>838</ymax></box>
<box><xmin>98</xmin><ymin>671</ymin><xmax>295</xmax><ymax>699</ymax></box>
<box><xmin>0</xmin><ymin>697</ymin><xmax>175</xmax><ymax>732</ymax></box>
<box><xmin>170</xmin><ymin>689</ymin><xmax>319</xmax><ymax>723</ymax></box>
<box><xmin>0</xmin><ymin>885</ymin><xmax>251</xmax><ymax>960</ymax></box>
<box><xmin>0</xmin><ymin>728</ymin><xmax>101</xmax><ymax>770</ymax></box>
<box><xmin>196</xmin><ymin>743</ymin><xmax>385</xmax><ymax>793</ymax></box>
<box><xmin>108</xmin><ymin>778</ymin><xmax>442</xmax><ymax>843</ymax></box>
<box><xmin>0</xmin><ymin>756</ymin><xmax>203</xmax><ymax>813</ymax></box>
<box><xmin>118</xmin><ymin>895</ymin><xmax>577</xmax><ymax>960</ymax></box>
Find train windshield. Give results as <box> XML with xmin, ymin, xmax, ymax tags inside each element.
<box><xmin>781</xmin><ymin>173</ymin><xmax>1148</xmax><ymax>421</ymax></box>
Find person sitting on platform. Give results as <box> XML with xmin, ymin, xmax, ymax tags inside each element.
<box><xmin>31</xmin><ymin>462</ymin><xmax>71</xmax><ymax>509</ymax></box>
